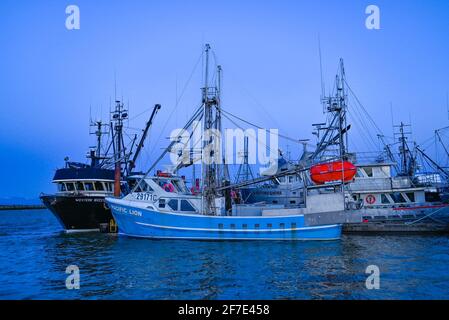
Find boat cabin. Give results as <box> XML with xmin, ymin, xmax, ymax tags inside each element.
<box><xmin>127</xmin><ymin>173</ymin><xmax>202</xmax><ymax>214</ymax></box>
<box><xmin>52</xmin><ymin>167</ymin><xmax>115</xmax><ymax>196</ymax></box>
<box><xmin>347</xmin><ymin>162</ymin><xmax>434</xmax><ymax>207</ymax></box>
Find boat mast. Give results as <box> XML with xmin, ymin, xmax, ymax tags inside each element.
<box><xmin>338</xmin><ymin>59</ymin><xmax>348</xmax><ymax>159</ymax></box>
<box><xmin>312</xmin><ymin>59</ymin><xmax>349</xmax><ymax>161</ymax></box>
<box><xmin>201</xmin><ymin>44</ymin><xmax>221</xmax><ymax>215</ymax></box>
<box><xmin>89</xmin><ymin>120</ymin><xmax>108</xmax><ymax>167</ymax></box>
<box><xmin>394</xmin><ymin>122</ymin><xmax>414</xmax><ymax>176</ymax></box>
<box><xmin>112</xmin><ymin>100</ymin><xmax>128</xmax><ymax>196</ymax></box>
<box><xmin>235</xmin><ymin>136</ymin><xmax>255</xmax><ymax>183</ymax></box>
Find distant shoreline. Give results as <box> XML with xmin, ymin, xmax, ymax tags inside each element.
<box><xmin>0</xmin><ymin>205</ymin><xmax>46</xmax><ymax>211</ymax></box>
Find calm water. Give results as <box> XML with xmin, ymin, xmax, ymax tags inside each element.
<box><xmin>0</xmin><ymin>209</ymin><xmax>449</xmax><ymax>299</ymax></box>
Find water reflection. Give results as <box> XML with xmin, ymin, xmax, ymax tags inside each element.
<box><xmin>1</xmin><ymin>210</ymin><xmax>449</xmax><ymax>299</ymax></box>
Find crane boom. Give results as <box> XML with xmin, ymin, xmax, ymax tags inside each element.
<box><xmin>128</xmin><ymin>104</ymin><xmax>161</xmax><ymax>172</ymax></box>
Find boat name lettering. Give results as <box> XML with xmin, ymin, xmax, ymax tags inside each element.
<box><xmin>75</xmin><ymin>198</ymin><xmax>104</xmax><ymax>203</ymax></box>
<box><xmin>110</xmin><ymin>205</ymin><xmax>142</xmax><ymax>217</ymax></box>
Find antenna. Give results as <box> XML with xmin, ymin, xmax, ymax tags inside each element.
<box><xmin>390</xmin><ymin>102</ymin><xmax>394</xmax><ymax>137</ymax></box>
<box><xmin>318</xmin><ymin>34</ymin><xmax>325</xmax><ymax>108</ymax></box>
<box><xmin>446</xmin><ymin>92</ymin><xmax>449</xmax><ymax>121</ymax></box>
<box><xmin>114</xmin><ymin>70</ymin><xmax>117</xmax><ymax>101</ymax></box>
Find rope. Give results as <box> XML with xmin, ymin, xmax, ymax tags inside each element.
<box><xmin>405</xmin><ymin>206</ymin><xmax>447</xmax><ymax>225</ymax></box>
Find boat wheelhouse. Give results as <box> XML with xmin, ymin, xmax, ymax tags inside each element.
<box><xmin>344</xmin><ymin>162</ymin><xmax>449</xmax><ymax>232</ymax></box>
<box><xmin>41</xmin><ymin>164</ymin><xmax>116</xmax><ymax>231</ymax></box>
<box><xmin>52</xmin><ymin>165</ymin><xmax>115</xmax><ymax>195</ymax></box>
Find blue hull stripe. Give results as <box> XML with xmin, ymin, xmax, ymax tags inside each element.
<box><xmin>118</xmin><ymin>232</ymin><xmax>341</xmax><ymax>241</ymax></box>
<box><xmin>135</xmin><ymin>221</ymin><xmax>339</xmax><ymax>232</ymax></box>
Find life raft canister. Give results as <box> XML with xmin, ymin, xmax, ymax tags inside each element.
<box><xmin>310</xmin><ymin>160</ymin><xmax>357</xmax><ymax>185</ymax></box>
<box><xmin>163</xmin><ymin>183</ymin><xmax>175</xmax><ymax>193</ymax></box>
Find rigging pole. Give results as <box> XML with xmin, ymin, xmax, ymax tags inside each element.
<box><xmin>312</xmin><ymin>59</ymin><xmax>350</xmax><ymax>161</ymax></box>
<box><xmin>112</xmin><ymin>100</ymin><xmax>128</xmax><ymax>196</ymax></box>
<box><xmin>201</xmin><ymin>44</ymin><xmax>220</xmax><ymax>215</ymax></box>
<box><xmin>394</xmin><ymin>122</ymin><xmax>413</xmax><ymax>176</ymax></box>
<box><xmin>89</xmin><ymin>120</ymin><xmax>109</xmax><ymax>167</ymax></box>
<box><xmin>128</xmin><ymin>104</ymin><xmax>161</xmax><ymax>173</ymax></box>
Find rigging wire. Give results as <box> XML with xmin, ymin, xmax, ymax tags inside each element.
<box><xmin>145</xmin><ymin>53</ymin><xmax>204</xmax><ymax>166</ymax></box>
<box><xmin>344</xmin><ymin>79</ymin><xmax>383</xmax><ymax>136</ymax></box>
<box><xmin>220</xmin><ymin>107</ymin><xmax>308</xmax><ymax>145</ymax></box>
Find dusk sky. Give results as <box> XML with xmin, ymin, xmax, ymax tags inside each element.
<box><xmin>1</xmin><ymin>0</ymin><xmax>448</xmax><ymax>199</ymax></box>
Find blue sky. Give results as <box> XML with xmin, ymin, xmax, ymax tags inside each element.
<box><xmin>0</xmin><ymin>0</ymin><xmax>448</xmax><ymax>198</ymax></box>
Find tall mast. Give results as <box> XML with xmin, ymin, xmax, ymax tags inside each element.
<box><xmin>201</xmin><ymin>44</ymin><xmax>221</xmax><ymax>215</ymax></box>
<box><xmin>89</xmin><ymin>120</ymin><xmax>104</xmax><ymax>167</ymax></box>
<box><xmin>394</xmin><ymin>122</ymin><xmax>413</xmax><ymax>176</ymax></box>
<box><xmin>216</xmin><ymin>64</ymin><xmax>223</xmax><ymax>185</ymax></box>
<box><xmin>340</xmin><ymin>59</ymin><xmax>348</xmax><ymax>158</ymax></box>
<box><xmin>312</xmin><ymin>59</ymin><xmax>349</xmax><ymax>161</ymax></box>
<box><xmin>235</xmin><ymin>136</ymin><xmax>254</xmax><ymax>183</ymax></box>
<box><xmin>112</xmin><ymin>100</ymin><xmax>128</xmax><ymax>196</ymax></box>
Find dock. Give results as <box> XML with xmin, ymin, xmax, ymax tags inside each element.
<box><xmin>0</xmin><ymin>204</ymin><xmax>46</xmax><ymax>211</ymax></box>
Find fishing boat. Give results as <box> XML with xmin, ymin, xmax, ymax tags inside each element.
<box><xmin>106</xmin><ymin>44</ymin><xmax>345</xmax><ymax>241</ymax></box>
<box><xmin>107</xmin><ymin>172</ymin><xmax>343</xmax><ymax>240</ymax></box>
<box><xmin>40</xmin><ymin>101</ymin><xmax>161</xmax><ymax>232</ymax></box>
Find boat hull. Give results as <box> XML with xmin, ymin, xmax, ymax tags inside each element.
<box><xmin>344</xmin><ymin>204</ymin><xmax>449</xmax><ymax>233</ymax></box>
<box><xmin>106</xmin><ymin>198</ymin><xmax>342</xmax><ymax>241</ymax></box>
<box><xmin>41</xmin><ymin>194</ymin><xmax>113</xmax><ymax>232</ymax></box>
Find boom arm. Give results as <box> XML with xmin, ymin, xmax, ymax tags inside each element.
<box><xmin>128</xmin><ymin>104</ymin><xmax>161</xmax><ymax>172</ymax></box>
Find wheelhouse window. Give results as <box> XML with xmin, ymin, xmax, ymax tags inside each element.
<box><xmin>76</xmin><ymin>182</ymin><xmax>84</xmax><ymax>191</ymax></box>
<box><xmin>180</xmin><ymin>200</ymin><xmax>196</xmax><ymax>212</ymax></box>
<box><xmin>84</xmin><ymin>182</ymin><xmax>94</xmax><ymax>191</ymax></box>
<box><xmin>391</xmin><ymin>192</ymin><xmax>407</xmax><ymax>203</ymax></box>
<box><xmin>381</xmin><ymin>194</ymin><xmax>391</xmax><ymax>204</ymax></box>
<box><xmin>167</xmin><ymin>199</ymin><xmax>178</xmax><ymax>211</ymax></box>
<box><xmin>134</xmin><ymin>180</ymin><xmax>153</xmax><ymax>192</ymax></box>
<box><xmin>158</xmin><ymin>199</ymin><xmax>166</xmax><ymax>208</ymax></box>
<box><xmin>406</xmin><ymin>192</ymin><xmax>415</xmax><ymax>202</ymax></box>
<box><xmin>364</xmin><ymin>167</ymin><xmax>373</xmax><ymax>177</ymax></box>
<box><xmin>425</xmin><ymin>192</ymin><xmax>441</xmax><ymax>202</ymax></box>
<box><xmin>57</xmin><ymin>183</ymin><xmax>66</xmax><ymax>192</ymax></box>
<box><xmin>66</xmin><ymin>183</ymin><xmax>75</xmax><ymax>191</ymax></box>
<box><xmin>94</xmin><ymin>181</ymin><xmax>104</xmax><ymax>191</ymax></box>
